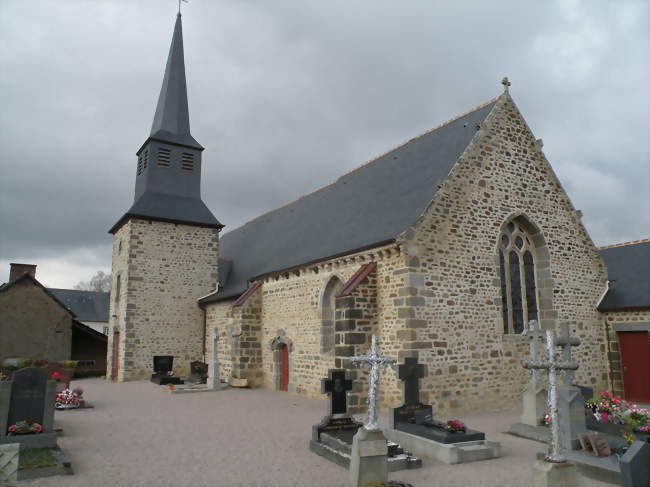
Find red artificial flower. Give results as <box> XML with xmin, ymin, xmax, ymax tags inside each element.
<box><xmin>7</xmin><ymin>425</ymin><xmax>16</xmax><ymax>433</ymax></box>
<box><xmin>51</xmin><ymin>372</ymin><xmax>62</xmax><ymax>379</ymax></box>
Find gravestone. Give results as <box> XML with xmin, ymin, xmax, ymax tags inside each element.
<box><xmin>386</xmin><ymin>356</ymin><xmax>499</xmax><ymax>464</ymax></box>
<box><xmin>189</xmin><ymin>361</ymin><xmax>208</xmax><ymax>384</ymax></box>
<box><xmin>0</xmin><ymin>368</ymin><xmax>57</xmax><ymax>450</ymax></box>
<box><xmin>311</xmin><ymin>369</ymin><xmax>360</xmax><ymax>444</ymax></box>
<box><xmin>620</xmin><ymin>438</ymin><xmax>650</xmax><ymax>487</ymax></box>
<box><xmin>555</xmin><ymin>323</ymin><xmax>586</xmax><ymax>451</ymax></box>
<box><xmin>150</xmin><ymin>356</ymin><xmax>183</xmax><ymax>385</ymax></box>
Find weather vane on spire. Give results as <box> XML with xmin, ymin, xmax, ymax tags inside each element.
<box><xmin>178</xmin><ymin>0</ymin><xmax>188</xmax><ymax>15</ymax></box>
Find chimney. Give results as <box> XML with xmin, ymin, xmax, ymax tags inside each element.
<box><xmin>9</xmin><ymin>263</ymin><xmax>37</xmax><ymax>282</ymax></box>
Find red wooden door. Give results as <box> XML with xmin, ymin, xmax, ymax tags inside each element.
<box><xmin>111</xmin><ymin>332</ymin><xmax>120</xmax><ymax>381</ymax></box>
<box><xmin>618</xmin><ymin>331</ymin><xmax>650</xmax><ymax>402</ymax></box>
<box><xmin>279</xmin><ymin>344</ymin><xmax>289</xmax><ymax>391</ymax></box>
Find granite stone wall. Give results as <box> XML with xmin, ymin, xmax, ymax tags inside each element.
<box><xmin>106</xmin><ymin>218</ymin><xmax>218</xmax><ymax>381</ymax></box>
<box><xmin>394</xmin><ymin>93</ymin><xmax>609</xmax><ymax>414</ymax></box>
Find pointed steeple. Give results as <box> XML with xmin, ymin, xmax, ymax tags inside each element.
<box><xmin>149</xmin><ymin>13</ymin><xmax>202</xmax><ymax>150</ymax></box>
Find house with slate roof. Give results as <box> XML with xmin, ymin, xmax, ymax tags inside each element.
<box><xmin>0</xmin><ymin>264</ymin><xmax>108</xmax><ymax>375</ymax></box>
<box><xmin>105</xmin><ymin>12</ymin><xmax>649</xmax><ymax>412</ymax></box>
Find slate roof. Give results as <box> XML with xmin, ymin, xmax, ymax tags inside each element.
<box><xmin>0</xmin><ymin>274</ymin><xmax>77</xmax><ymax>317</ymax></box>
<box><xmin>598</xmin><ymin>240</ymin><xmax>650</xmax><ymax>310</ymax></box>
<box><xmin>200</xmin><ymin>98</ymin><xmax>498</xmax><ymax>303</ymax></box>
<box><xmin>48</xmin><ymin>289</ymin><xmax>110</xmax><ymax>322</ymax></box>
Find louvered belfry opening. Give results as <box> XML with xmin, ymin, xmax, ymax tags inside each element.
<box><xmin>157</xmin><ymin>148</ymin><xmax>171</xmax><ymax>167</ymax></box>
<box><xmin>181</xmin><ymin>152</ymin><xmax>194</xmax><ymax>171</ymax></box>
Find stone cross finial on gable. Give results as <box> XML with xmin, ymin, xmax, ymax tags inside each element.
<box><xmin>555</xmin><ymin>323</ymin><xmax>580</xmax><ymax>386</ymax></box>
<box><xmin>501</xmin><ymin>76</ymin><xmax>511</xmax><ymax>93</ymax></box>
<box><xmin>524</xmin><ymin>330</ymin><xmax>579</xmax><ymax>463</ymax></box>
<box><xmin>350</xmin><ymin>335</ymin><xmax>396</xmax><ymax>431</ymax></box>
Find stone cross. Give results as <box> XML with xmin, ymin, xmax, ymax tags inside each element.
<box><xmin>501</xmin><ymin>76</ymin><xmax>511</xmax><ymax>92</ymax></box>
<box><xmin>398</xmin><ymin>357</ymin><xmax>425</xmax><ymax>406</ymax></box>
<box><xmin>523</xmin><ymin>330</ymin><xmax>578</xmax><ymax>463</ymax></box>
<box><xmin>321</xmin><ymin>369</ymin><xmax>353</xmax><ymax>416</ymax></box>
<box><xmin>350</xmin><ymin>334</ymin><xmax>396</xmax><ymax>431</ymax></box>
<box><xmin>207</xmin><ymin>328</ymin><xmax>221</xmax><ymax>390</ymax></box>
<box><xmin>526</xmin><ymin>320</ymin><xmax>546</xmax><ymax>388</ymax></box>
<box><xmin>555</xmin><ymin>323</ymin><xmax>580</xmax><ymax>386</ymax></box>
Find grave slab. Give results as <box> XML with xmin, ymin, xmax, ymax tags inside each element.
<box><xmin>0</xmin><ymin>443</ymin><xmax>19</xmax><ymax>487</ymax></box>
<box><xmin>619</xmin><ymin>439</ymin><xmax>650</xmax><ymax>487</ymax></box>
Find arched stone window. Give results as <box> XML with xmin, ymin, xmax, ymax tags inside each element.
<box><xmin>498</xmin><ymin>217</ymin><xmax>547</xmax><ymax>334</ymax></box>
<box><xmin>320</xmin><ymin>275</ymin><xmax>343</xmax><ymax>354</ymax></box>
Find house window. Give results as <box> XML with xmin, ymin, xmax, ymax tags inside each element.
<box><xmin>498</xmin><ymin>222</ymin><xmax>539</xmax><ymax>334</ymax></box>
<box><xmin>157</xmin><ymin>148</ymin><xmax>171</xmax><ymax>167</ymax></box>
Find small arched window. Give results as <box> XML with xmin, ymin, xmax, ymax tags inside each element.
<box><xmin>498</xmin><ymin>221</ymin><xmax>539</xmax><ymax>334</ymax></box>
<box><xmin>320</xmin><ymin>276</ymin><xmax>343</xmax><ymax>354</ymax></box>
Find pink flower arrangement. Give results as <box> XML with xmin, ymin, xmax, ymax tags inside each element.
<box><xmin>50</xmin><ymin>371</ymin><xmax>62</xmax><ymax>380</ymax></box>
<box><xmin>445</xmin><ymin>420</ymin><xmax>466</xmax><ymax>433</ymax></box>
<box><xmin>7</xmin><ymin>420</ymin><xmax>42</xmax><ymax>435</ymax></box>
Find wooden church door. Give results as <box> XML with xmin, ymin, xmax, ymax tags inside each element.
<box><xmin>279</xmin><ymin>344</ymin><xmax>289</xmax><ymax>391</ymax></box>
<box><xmin>111</xmin><ymin>331</ymin><xmax>120</xmax><ymax>381</ymax></box>
<box><xmin>618</xmin><ymin>331</ymin><xmax>650</xmax><ymax>402</ymax></box>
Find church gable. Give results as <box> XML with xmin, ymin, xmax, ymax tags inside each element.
<box><xmin>392</xmin><ymin>91</ymin><xmax>608</xmax><ymax>411</ymax></box>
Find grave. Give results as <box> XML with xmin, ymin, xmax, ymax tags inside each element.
<box><xmin>385</xmin><ymin>357</ymin><xmax>500</xmax><ymax>464</ymax></box>
<box><xmin>189</xmin><ymin>361</ymin><xmax>208</xmax><ymax>384</ymax></box>
<box><xmin>150</xmin><ymin>356</ymin><xmax>183</xmax><ymax>385</ymax></box>
<box><xmin>619</xmin><ymin>438</ymin><xmax>650</xmax><ymax>487</ymax></box>
<box><xmin>309</xmin><ymin>368</ymin><xmax>421</xmax><ymax>472</ymax></box>
<box><xmin>0</xmin><ymin>443</ymin><xmax>19</xmax><ymax>487</ymax></box>
<box><xmin>171</xmin><ymin>330</ymin><xmax>228</xmax><ymax>394</ymax></box>
<box><xmin>0</xmin><ymin>368</ymin><xmax>73</xmax><ymax>481</ymax></box>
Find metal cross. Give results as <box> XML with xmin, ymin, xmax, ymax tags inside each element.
<box><xmin>501</xmin><ymin>76</ymin><xmax>511</xmax><ymax>92</ymax></box>
<box><xmin>555</xmin><ymin>323</ymin><xmax>580</xmax><ymax>386</ymax></box>
<box><xmin>523</xmin><ymin>330</ymin><xmax>578</xmax><ymax>463</ymax></box>
<box><xmin>350</xmin><ymin>334</ymin><xmax>396</xmax><ymax>431</ymax></box>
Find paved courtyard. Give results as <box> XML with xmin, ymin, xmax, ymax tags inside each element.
<box><xmin>22</xmin><ymin>378</ymin><xmax>612</xmax><ymax>487</ymax></box>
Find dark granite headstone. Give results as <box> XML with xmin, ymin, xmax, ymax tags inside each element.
<box><xmin>150</xmin><ymin>355</ymin><xmax>183</xmax><ymax>385</ymax></box>
<box><xmin>189</xmin><ymin>361</ymin><xmax>208</xmax><ymax>383</ymax></box>
<box><xmin>312</xmin><ymin>369</ymin><xmax>359</xmax><ymax>442</ymax></box>
<box><xmin>7</xmin><ymin>367</ymin><xmax>48</xmax><ymax>427</ymax></box>
<box><xmin>153</xmin><ymin>355</ymin><xmax>173</xmax><ymax>375</ymax></box>
<box><xmin>620</xmin><ymin>439</ymin><xmax>650</xmax><ymax>487</ymax></box>
<box><xmin>398</xmin><ymin>357</ymin><xmax>425</xmax><ymax>406</ymax></box>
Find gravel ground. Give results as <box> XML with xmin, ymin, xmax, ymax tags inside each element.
<box><xmin>21</xmin><ymin>378</ymin><xmax>613</xmax><ymax>487</ymax></box>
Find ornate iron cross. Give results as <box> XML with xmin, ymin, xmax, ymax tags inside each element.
<box><xmin>523</xmin><ymin>330</ymin><xmax>578</xmax><ymax>463</ymax></box>
<box><xmin>555</xmin><ymin>322</ymin><xmax>580</xmax><ymax>386</ymax></box>
<box><xmin>398</xmin><ymin>357</ymin><xmax>425</xmax><ymax>406</ymax></box>
<box><xmin>321</xmin><ymin>369</ymin><xmax>353</xmax><ymax>416</ymax></box>
<box><xmin>350</xmin><ymin>334</ymin><xmax>396</xmax><ymax>431</ymax></box>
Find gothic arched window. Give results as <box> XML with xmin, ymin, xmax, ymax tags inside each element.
<box><xmin>321</xmin><ymin>276</ymin><xmax>343</xmax><ymax>354</ymax></box>
<box><xmin>498</xmin><ymin>221</ymin><xmax>539</xmax><ymax>334</ymax></box>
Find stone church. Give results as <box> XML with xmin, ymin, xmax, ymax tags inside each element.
<box><xmin>106</xmin><ymin>13</ymin><xmax>650</xmax><ymax>413</ymax></box>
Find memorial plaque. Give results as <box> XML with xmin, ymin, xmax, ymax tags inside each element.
<box><xmin>7</xmin><ymin>367</ymin><xmax>48</xmax><ymax>428</ymax></box>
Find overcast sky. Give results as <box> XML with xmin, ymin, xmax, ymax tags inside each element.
<box><xmin>1</xmin><ymin>0</ymin><xmax>648</xmax><ymax>288</ymax></box>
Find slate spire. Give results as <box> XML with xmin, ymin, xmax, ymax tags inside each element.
<box><xmin>149</xmin><ymin>13</ymin><xmax>202</xmax><ymax>150</ymax></box>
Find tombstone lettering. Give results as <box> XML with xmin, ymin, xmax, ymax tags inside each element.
<box><xmin>7</xmin><ymin>368</ymin><xmax>48</xmax><ymax>428</ymax></box>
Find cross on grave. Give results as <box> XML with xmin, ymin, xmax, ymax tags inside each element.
<box><xmin>555</xmin><ymin>323</ymin><xmax>580</xmax><ymax>386</ymax></box>
<box><xmin>350</xmin><ymin>334</ymin><xmax>396</xmax><ymax>431</ymax></box>
<box><xmin>321</xmin><ymin>369</ymin><xmax>353</xmax><ymax>416</ymax></box>
<box><xmin>524</xmin><ymin>330</ymin><xmax>579</xmax><ymax>463</ymax></box>
<box><xmin>525</xmin><ymin>320</ymin><xmax>546</xmax><ymax>387</ymax></box>
<box><xmin>398</xmin><ymin>357</ymin><xmax>425</xmax><ymax>406</ymax></box>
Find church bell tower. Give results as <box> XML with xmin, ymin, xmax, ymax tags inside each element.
<box><xmin>107</xmin><ymin>13</ymin><xmax>222</xmax><ymax>381</ymax></box>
